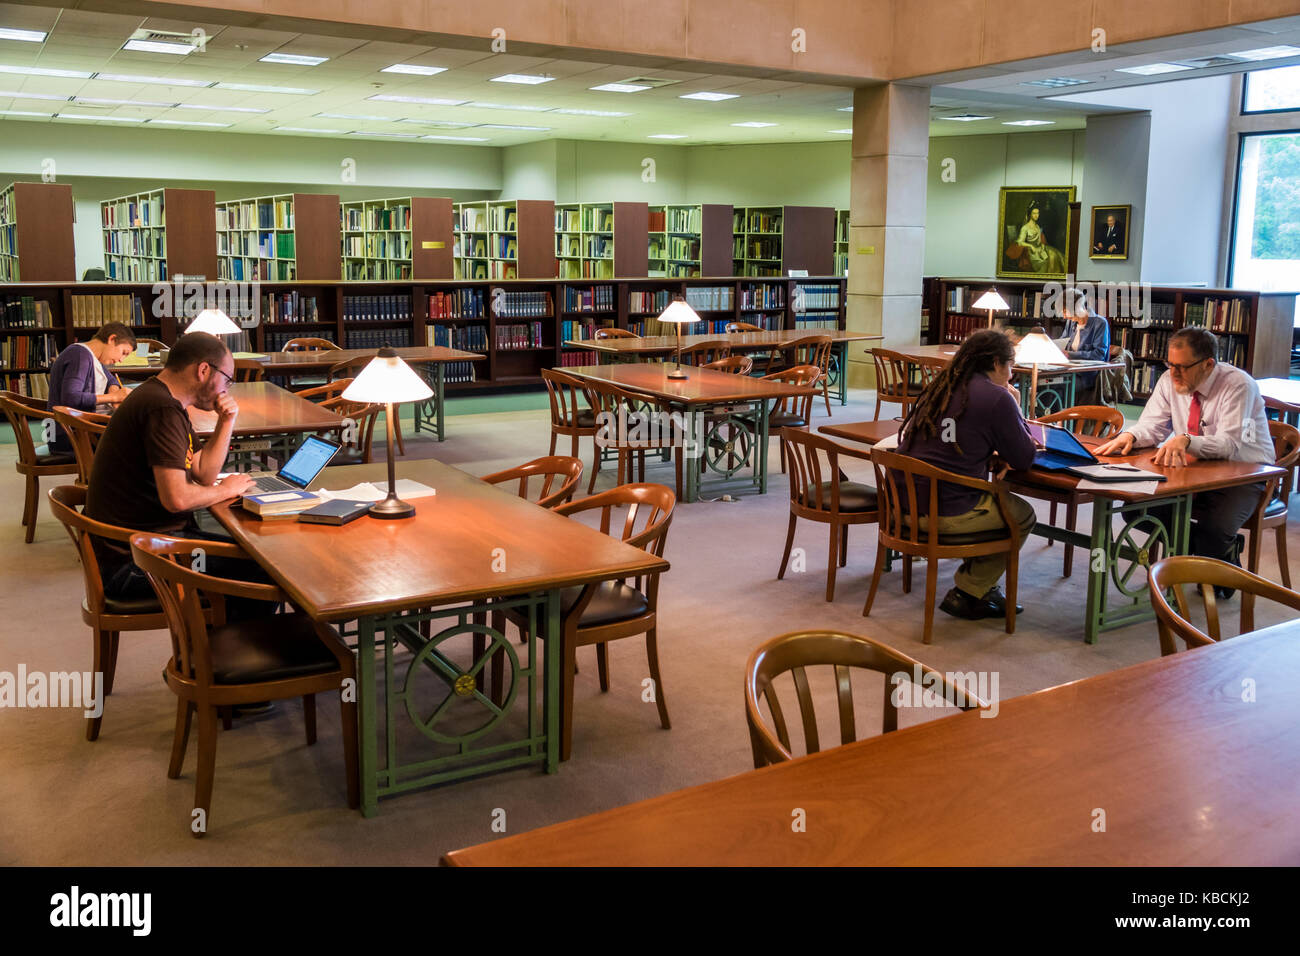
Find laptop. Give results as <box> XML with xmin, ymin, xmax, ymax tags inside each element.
<box><xmin>1027</xmin><ymin>423</ymin><xmax>1165</xmax><ymax>482</ymax></box>
<box><xmin>242</xmin><ymin>435</ymin><xmax>341</xmax><ymax>495</ymax></box>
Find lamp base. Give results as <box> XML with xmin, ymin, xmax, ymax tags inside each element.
<box><xmin>666</xmin><ymin>367</ymin><xmax>688</xmax><ymax>379</ymax></box>
<box><xmin>369</xmin><ymin>497</ymin><xmax>416</xmax><ymax>519</ymax></box>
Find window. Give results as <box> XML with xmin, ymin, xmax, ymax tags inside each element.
<box><xmin>1243</xmin><ymin>63</ymin><xmax>1300</xmax><ymax>113</ymax></box>
<box><xmin>1229</xmin><ymin>130</ymin><xmax>1300</xmax><ymax>292</ymax></box>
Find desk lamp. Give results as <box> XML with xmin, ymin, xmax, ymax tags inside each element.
<box><xmin>657</xmin><ymin>297</ymin><xmax>702</xmax><ymax>379</ymax></box>
<box><xmin>185</xmin><ymin>308</ymin><xmax>242</xmax><ymax>336</ymax></box>
<box><xmin>1014</xmin><ymin>326</ymin><xmax>1070</xmax><ymax>416</ymax></box>
<box><xmin>341</xmin><ymin>348</ymin><xmax>433</xmax><ymax>519</ymax></box>
<box><xmin>972</xmin><ymin>288</ymin><xmax>1010</xmax><ymax>329</ymax></box>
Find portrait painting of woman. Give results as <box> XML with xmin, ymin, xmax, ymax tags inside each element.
<box><xmin>996</xmin><ymin>186</ymin><xmax>1076</xmax><ymax>280</ymax></box>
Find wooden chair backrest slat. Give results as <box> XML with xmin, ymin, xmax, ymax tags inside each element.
<box><xmin>1149</xmin><ymin>555</ymin><xmax>1300</xmax><ymax>653</ymax></box>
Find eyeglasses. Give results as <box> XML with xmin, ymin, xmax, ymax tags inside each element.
<box><xmin>1163</xmin><ymin>357</ymin><xmax>1209</xmax><ymax>373</ymax></box>
<box><xmin>209</xmin><ymin>363</ymin><xmax>235</xmax><ymax>386</ymax></box>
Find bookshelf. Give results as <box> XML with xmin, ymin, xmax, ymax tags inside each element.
<box><xmin>0</xmin><ymin>182</ymin><xmax>76</xmax><ymax>283</ymax></box>
<box><xmin>835</xmin><ymin>208</ymin><xmax>849</xmax><ymax>276</ymax></box>
<box><xmin>454</xmin><ymin>201</ymin><xmax>489</xmax><ymax>280</ymax></box>
<box><xmin>556</xmin><ymin>201</ymin><xmax>648</xmax><ymax>279</ymax></box>
<box><xmin>648</xmin><ymin>205</ymin><xmax>666</xmax><ymax>277</ymax></box>
<box><xmin>927</xmin><ymin>276</ymin><xmax>1297</xmax><ymax>401</ymax></box>
<box><xmin>662</xmin><ymin>204</ymin><xmax>734</xmax><ymax>278</ymax></box>
<box><xmin>482</xmin><ymin>199</ymin><xmax>555</xmax><ymax>280</ymax></box>
<box><xmin>218</xmin><ymin>193</ymin><xmax>340</xmax><ymax>282</ymax></box>
<box><xmin>101</xmin><ymin>188</ymin><xmax>216</xmax><ymax>282</ymax></box>
<box><xmin>732</xmin><ymin>205</ymin><xmax>835</xmax><ymax>277</ymax></box>
<box><xmin>340</xmin><ymin>196</ymin><xmax>453</xmax><ymax>282</ymax></box>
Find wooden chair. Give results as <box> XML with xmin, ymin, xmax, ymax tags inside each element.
<box><xmin>295</xmin><ymin>378</ymin><xmax>354</xmax><ymax>404</ymax></box>
<box><xmin>749</xmin><ymin>364</ymin><xmax>819</xmax><ymax>475</ymax></box>
<box><xmin>778</xmin><ymin>428</ymin><xmax>880</xmax><ymax>601</ymax></box>
<box><xmin>785</xmin><ymin>334</ymin><xmax>834</xmax><ymax>416</ymax></box>
<box><xmin>1149</xmin><ymin>555</ymin><xmax>1300</xmax><ymax>655</ymax></box>
<box><xmin>864</xmin><ymin>447</ymin><xmax>1024</xmax><ymax>644</ymax></box>
<box><xmin>542</xmin><ymin>367</ymin><xmax>602</xmax><ymax>493</ymax></box>
<box><xmin>869</xmin><ymin>348</ymin><xmax>924</xmax><ymax>421</ymax></box>
<box><xmin>129</xmin><ymin>532</ymin><xmax>358</xmax><ymax>837</ymax></box>
<box><xmin>282</xmin><ymin>337</ymin><xmax>341</xmax><ymax>352</ymax></box>
<box><xmin>49</xmin><ymin>406</ymin><xmax>110</xmax><ymax>486</ymax></box>
<box><xmin>0</xmin><ymin>391</ymin><xmax>78</xmax><ymax>543</ymax></box>
<box><xmin>593</xmin><ymin>327</ymin><xmax>640</xmax><ymax>340</ymax></box>
<box><xmin>328</xmin><ymin>357</ymin><xmax>406</xmax><ymax>456</ymax></box>
<box><xmin>702</xmin><ymin>355</ymin><xmax>753</xmax><ymax>376</ymax></box>
<box><xmin>505</xmin><ymin>483</ymin><xmax>674</xmax><ymax>760</ymax></box>
<box><xmin>1036</xmin><ymin>405</ymin><xmax>1124</xmax><ymax>577</ymax></box>
<box><xmin>137</xmin><ymin>338</ymin><xmax>168</xmax><ymax>353</ymax></box>
<box><xmin>725</xmin><ymin>321</ymin><xmax>773</xmax><ymax>373</ymax></box>
<box><xmin>1243</xmin><ymin>421</ymin><xmax>1300</xmax><ymax>587</ymax></box>
<box><xmin>481</xmin><ymin>455</ymin><xmax>585</xmax><ymax>510</ymax></box>
<box><xmin>725</xmin><ymin>322</ymin><xmax>764</xmax><ymax>333</ymax></box>
<box><xmin>678</xmin><ymin>339</ymin><xmax>731</xmax><ymax>366</ymax></box>
<box><xmin>583</xmin><ymin>377</ymin><xmax>684</xmax><ymax>501</ymax></box>
<box><xmin>322</xmin><ymin>395</ymin><xmax>382</xmax><ymax>465</ymax></box>
<box><xmin>744</xmin><ymin>629</ymin><xmax>987</xmax><ymax>767</ymax></box>
<box><xmin>232</xmin><ymin>358</ymin><xmax>264</xmax><ymax>382</ymax></box>
<box><xmin>47</xmin><ymin>485</ymin><xmax>183</xmax><ymax>741</ymax></box>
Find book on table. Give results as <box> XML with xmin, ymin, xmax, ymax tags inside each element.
<box><xmin>241</xmin><ymin>489</ymin><xmax>323</xmax><ymax>517</ymax></box>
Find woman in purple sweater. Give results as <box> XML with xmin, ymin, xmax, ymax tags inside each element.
<box><xmin>47</xmin><ymin>322</ymin><xmax>136</xmax><ymax>452</ymax></box>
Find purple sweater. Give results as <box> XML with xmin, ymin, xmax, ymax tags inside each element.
<box><xmin>897</xmin><ymin>374</ymin><xmax>1037</xmax><ymax>516</ymax></box>
<box><xmin>47</xmin><ymin>343</ymin><xmax>121</xmax><ymax>452</ymax></box>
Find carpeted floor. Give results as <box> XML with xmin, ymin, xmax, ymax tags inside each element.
<box><xmin>0</xmin><ymin>387</ymin><xmax>1293</xmax><ymax>864</ymax></box>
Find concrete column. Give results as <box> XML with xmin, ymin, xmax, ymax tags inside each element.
<box><xmin>846</xmin><ymin>83</ymin><xmax>930</xmax><ymax>388</ymax></box>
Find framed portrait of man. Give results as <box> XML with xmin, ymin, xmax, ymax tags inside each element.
<box><xmin>1089</xmin><ymin>204</ymin><xmax>1131</xmax><ymax>259</ymax></box>
<box><xmin>996</xmin><ymin>186</ymin><xmax>1076</xmax><ymax>280</ymax></box>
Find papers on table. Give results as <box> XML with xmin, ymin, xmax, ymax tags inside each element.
<box><xmin>1068</xmin><ymin>463</ymin><xmax>1165</xmax><ymax>481</ymax></box>
<box><xmin>313</xmin><ymin>480</ymin><xmax>436</xmax><ymax>502</ymax></box>
<box><xmin>875</xmin><ymin>430</ymin><xmax>901</xmax><ymax>450</ymax></box>
<box><xmin>1075</xmin><ymin>479</ymin><xmax>1161</xmax><ymax>494</ymax></box>
<box><xmin>232</xmin><ymin>352</ymin><xmax>268</xmax><ymax>360</ymax></box>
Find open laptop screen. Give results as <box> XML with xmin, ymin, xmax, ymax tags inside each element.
<box><xmin>277</xmin><ymin>436</ymin><xmax>340</xmax><ymax>488</ymax></box>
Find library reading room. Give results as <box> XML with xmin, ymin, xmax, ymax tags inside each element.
<box><xmin>2</xmin><ymin>0</ymin><xmax>1300</xmax><ymax>885</ymax></box>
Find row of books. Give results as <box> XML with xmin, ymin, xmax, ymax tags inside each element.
<box><xmin>495</xmin><ymin>291</ymin><xmax>551</xmax><ymax>317</ymax></box>
<box><xmin>1</xmin><ymin>371</ymin><xmax>49</xmax><ymax>398</ymax></box>
<box><xmin>744</xmin><ymin>239</ymin><xmax>780</xmax><ymax>261</ymax></box>
<box><xmin>564</xmin><ymin>286</ymin><xmax>616</xmax><ymax>313</ymax></box>
<box><xmin>584</xmin><ymin>236</ymin><xmax>613</xmax><ymax>259</ymax></box>
<box><xmin>1102</xmin><ymin>301</ymin><xmax>1176</xmax><ymax>326</ymax></box>
<box><xmin>795</xmin><ymin>316</ymin><xmax>839</xmax><ymax>331</ymax></box>
<box><xmin>746</xmin><ymin>312</ymin><xmax>783</xmax><ymax>331</ymax></box>
<box><xmin>343</xmin><ymin>295</ymin><xmax>413</xmax><ymax>322</ymax></box>
<box><xmin>494</xmin><ymin>260</ymin><xmax>523</xmax><ymax>279</ymax></box>
<box><xmin>554</xmin><ymin>208</ymin><xmax>582</xmax><ymax>232</ymax></box>
<box><xmin>648</xmin><ymin>236</ymin><xmax>666</xmax><ymax>260</ymax></box>
<box><xmin>457</xmin><ymin>237</ymin><xmax>488</xmax><ymax>258</ymax></box>
<box><xmin>666</xmin><ymin>262</ymin><xmax>702</xmax><ymax>278</ymax></box>
<box><xmin>561</xmin><ymin>320</ymin><xmax>611</xmax><ymax>341</ymax></box>
<box><xmin>428</xmin><ymin>288</ymin><xmax>488</xmax><ymax>319</ymax></box>
<box><xmin>743</xmin><ymin>211</ymin><xmax>782</xmax><ymax>234</ymax></box>
<box><xmin>685</xmin><ymin>286</ymin><xmax>734</xmax><ymax>311</ymax></box>
<box><xmin>1217</xmin><ymin>337</ymin><xmax>1248</xmax><ymax>367</ymax></box>
<box><xmin>456</xmin><ymin>261</ymin><xmax>489</xmax><ymax>280</ymax></box>
<box><xmin>1186</xmin><ymin>298</ymin><xmax>1250</xmax><ymax>333</ymax></box>
<box><xmin>740</xmin><ymin>285</ymin><xmax>784</xmax><ymax>309</ymax></box>
<box><xmin>1133</xmin><ymin>364</ymin><xmax>1165</xmax><ymax>396</ymax></box>
<box><xmin>559</xmin><ymin>260</ymin><xmax>614</xmax><ymax>279</ymax></box>
<box><xmin>217</xmin><ymin>199</ymin><xmax>293</xmax><ymax>232</ymax></box>
<box><xmin>745</xmin><ymin>265</ymin><xmax>784</xmax><ymax>277</ymax></box>
<box><xmin>104</xmin><ymin>230</ymin><xmax>165</xmax><ymax>258</ymax></box>
<box><xmin>1126</xmin><ymin>328</ymin><xmax>1176</xmax><ymax>360</ymax></box>
<box><xmin>629</xmin><ymin>290</ymin><xmax>674</xmax><ymax>315</ymax></box>
<box><xmin>3</xmin><ymin>296</ymin><xmax>54</xmax><ymax>329</ymax></box>
<box><xmin>559</xmin><ymin>350</ymin><xmax>599</xmax><ymax>367</ymax></box>
<box><xmin>344</xmin><ymin>204</ymin><xmax>411</xmax><ymax>232</ymax></box>
<box><xmin>647</xmin><ymin>209</ymin><xmax>666</xmax><ymax>233</ymax></box>
<box><xmin>423</xmin><ymin>328</ymin><xmax>480</xmax><ymax>382</ymax></box>
<box><xmin>793</xmin><ymin>284</ymin><xmax>841</xmax><ymax>310</ymax></box>
<box><xmin>344</xmin><ymin>234</ymin><xmax>410</xmax><ymax>260</ymax></box>
<box><xmin>491</xmin><ymin>235</ymin><xmax>518</xmax><ymax>259</ymax></box>
<box><xmin>102</xmin><ymin>196</ymin><xmax>163</xmax><ymax>230</ymax></box>
<box><xmin>105</xmin><ymin>256</ymin><xmax>166</xmax><ymax>282</ymax></box>
<box><xmin>458</xmin><ymin>207</ymin><xmax>488</xmax><ymax>233</ymax></box>
<box><xmin>0</xmin><ymin>334</ymin><xmax>59</xmax><ymax>370</ymax></box>
<box><xmin>430</xmin><ymin>323</ymin><xmax>489</xmax><ymax>351</ymax></box>
<box><xmin>223</xmin><ymin>231</ymin><xmax>295</xmax><ymax>260</ymax></box>
<box><xmin>265</xmin><ymin>330</ymin><xmax>335</xmax><ymax>351</ymax></box>
<box><xmin>488</xmin><ymin>206</ymin><xmax>518</xmax><ymax>232</ymax></box>
<box><xmin>941</xmin><ymin>312</ymin><xmax>993</xmax><ymax>344</ymax></box>
<box><xmin>584</xmin><ymin>207</ymin><xmax>614</xmax><ymax>233</ymax></box>
<box><xmin>557</xmin><ymin>236</ymin><xmax>582</xmax><ymax>258</ymax></box>
<box><xmin>667</xmin><ymin>207</ymin><xmax>702</xmax><ymax>233</ymax></box>
<box><xmin>264</xmin><ymin>292</ymin><xmax>321</xmax><ymax>324</ymax></box>
<box><xmin>345</xmin><ymin>327</ymin><xmax>412</xmax><ymax>349</ymax></box>
<box><xmin>343</xmin><ymin>260</ymin><xmax>411</xmax><ymax>281</ymax></box>
<box><xmin>72</xmin><ymin>294</ymin><xmax>145</xmax><ymax>328</ymax></box>
<box><xmin>496</xmin><ymin>322</ymin><xmax>546</xmax><ymax>350</ymax></box>
<box><xmin>666</xmin><ymin>236</ymin><xmax>701</xmax><ymax>261</ymax></box>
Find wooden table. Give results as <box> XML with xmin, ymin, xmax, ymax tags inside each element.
<box><xmin>565</xmin><ymin>330</ymin><xmax>882</xmax><ymax>406</ymax></box>
<box><xmin>212</xmin><ymin>457</ymin><xmax>668</xmax><ymax>816</ymax></box>
<box><xmin>888</xmin><ymin>343</ymin><xmax>1125</xmax><ymax>417</ymax></box>
<box><xmin>819</xmin><ymin>418</ymin><xmax>1284</xmax><ymax>642</ymax></box>
<box><xmin>118</xmin><ymin>346</ymin><xmax>484</xmax><ymax>441</ymax></box>
<box><xmin>443</xmin><ymin>623</ymin><xmax>1300</xmax><ymax>865</ymax></box>
<box><xmin>564</xmin><ymin>362</ymin><xmax>814</xmax><ymax>502</ymax></box>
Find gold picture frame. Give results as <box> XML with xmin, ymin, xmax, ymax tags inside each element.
<box><xmin>996</xmin><ymin>186</ymin><xmax>1076</xmax><ymax>280</ymax></box>
<box><xmin>1089</xmin><ymin>204</ymin><xmax>1131</xmax><ymax>260</ymax></box>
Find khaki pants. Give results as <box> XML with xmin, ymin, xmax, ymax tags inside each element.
<box><xmin>915</xmin><ymin>492</ymin><xmax>1037</xmax><ymax>598</ymax></box>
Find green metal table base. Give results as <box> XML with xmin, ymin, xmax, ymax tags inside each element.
<box><xmin>1014</xmin><ymin>370</ymin><xmax>1073</xmax><ymax>417</ymax></box>
<box><xmin>354</xmin><ymin>590</ymin><xmax>560</xmax><ymax>817</ymax></box>
<box><xmin>685</xmin><ymin>398</ymin><xmax>770</xmax><ymax>503</ymax></box>
<box><xmin>1032</xmin><ymin>493</ymin><xmax>1191</xmax><ymax>643</ymax></box>
<box><xmin>411</xmin><ymin>364</ymin><xmax>448</xmax><ymax>441</ymax></box>
<box><xmin>830</xmin><ymin>341</ymin><xmax>848</xmax><ymax>406</ymax></box>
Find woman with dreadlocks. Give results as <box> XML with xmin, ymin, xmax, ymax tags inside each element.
<box><xmin>895</xmin><ymin>328</ymin><xmax>1039</xmax><ymax>621</ymax></box>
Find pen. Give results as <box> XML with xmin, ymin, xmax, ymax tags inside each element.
<box><xmin>1102</xmin><ymin>464</ymin><xmax>1141</xmax><ymax>472</ymax></box>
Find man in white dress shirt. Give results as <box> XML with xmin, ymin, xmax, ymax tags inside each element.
<box><xmin>1094</xmin><ymin>327</ymin><xmax>1272</xmax><ymax>591</ymax></box>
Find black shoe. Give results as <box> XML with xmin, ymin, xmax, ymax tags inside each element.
<box><xmin>939</xmin><ymin>587</ymin><xmax>992</xmax><ymax>620</ymax></box>
<box><xmin>1213</xmin><ymin>585</ymin><xmax>1236</xmax><ymax>601</ymax></box>
<box><xmin>1215</xmin><ymin>536</ymin><xmax>1245</xmax><ymax>600</ymax></box>
<box><xmin>980</xmin><ymin>586</ymin><xmax>1023</xmax><ymax>615</ymax></box>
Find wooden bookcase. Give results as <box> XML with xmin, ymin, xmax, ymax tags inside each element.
<box><xmin>732</xmin><ymin>205</ymin><xmax>835</xmax><ymax>277</ymax></box>
<box><xmin>835</xmin><ymin>209</ymin><xmax>849</xmax><ymax>276</ymax></box>
<box><xmin>218</xmin><ymin>192</ymin><xmax>340</xmax><ymax>282</ymax></box>
<box><xmin>340</xmin><ymin>196</ymin><xmax>452</xmax><ymax>282</ymax></box>
<box><xmin>101</xmin><ymin>187</ymin><xmax>216</xmax><ymax>282</ymax></box>
<box><xmin>480</xmin><ymin>199</ymin><xmax>555</xmax><ymax>280</ymax></box>
<box><xmin>928</xmin><ymin>276</ymin><xmax>1296</xmax><ymax>401</ymax></box>
<box><xmin>648</xmin><ymin>205</ymin><xmax>667</xmax><ymax>277</ymax></box>
<box><xmin>661</xmin><ymin>204</ymin><xmax>734</xmax><ymax>278</ymax></box>
<box><xmin>0</xmin><ymin>182</ymin><xmax>76</xmax><ymax>283</ymax></box>
<box><xmin>556</xmin><ymin>201</ymin><xmax>649</xmax><ymax>279</ymax></box>
<box><xmin>454</xmin><ymin>201</ymin><xmax>489</xmax><ymax>280</ymax></box>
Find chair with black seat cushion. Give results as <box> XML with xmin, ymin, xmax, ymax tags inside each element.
<box><xmin>1036</xmin><ymin>404</ymin><xmax>1124</xmax><ymax>577</ymax></box>
<box><xmin>503</xmin><ymin>483</ymin><xmax>674</xmax><ymax>761</ymax></box>
<box><xmin>542</xmin><ymin>367</ymin><xmax>602</xmax><ymax>493</ymax></box>
<box><xmin>129</xmin><ymin>532</ymin><xmax>358</xmax><ymax>837</ymax></box>
<box><xmin>869</xmin><ymin>348</ymin><xmax>924</xmax><ymax>421</ymax></box>
<box><xmin>750</xmin><ymin>364</ymin><xmax>819</xmax><ymax>475</ymax></box>
<box><xmin>50</xmin><ymin>406</ymin><xmax>111</xmax><ymax>486</ymax></box>
<box><xmin>0</xmin><ymin>391</ymin><xmax>78</xmax><ymax>543</ymax></box>
<box><xmin>864</xmin><ymin>447</ymin><xmax>1024</xmax><ymax>644</ymax></box>
<box><xmin>1149</xmin><ymin>555</ymin><xmax>1300</xmax><ymax>655</ymax></box>
<box><xmin>778</xmin><ymin>428</ymin><xmax>879</xmax><ymax>602</ymax></box>
<box><xmin>1243</xmin><ymin>420</ymin><xmax>1300</xmax><ymax>587</ymax></box>
<box><xmin>745</xmin><ymin>629</ymin><xmax>987</xmax><ymax>768</ymax></box>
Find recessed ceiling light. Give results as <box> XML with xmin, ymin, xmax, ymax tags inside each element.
<box><xmin>368</xmin><ymin>94</ymin><xmax>466</xmax><ymax>106</ymax></box>
<box><xmin>94</xmin><ymin>72</ymin><xmax>213</xmax><ymax>87</ymax></box>
<box><xmin>274</xmin><ymin>126</ymin><xmax>338</xmax><ymax>133</ymax></box>
<box><xmin>74</xmin><ymin>96</ymin><xmax>177</xmax><ymax>107</ymax></box>
<box><xmin>479</xmin><ymin>124</ymin><xmax>551</xmax><ymax>130</ymax></box>
<box><xmin>827</xmin><ymin>128</ymin><xmax>853</xmax><ymax>134</ymax></box>
<box><xmin>123</xmin><ymin>39</ymin><xmax>194</xmax><ymax>56</ymax></box>
<box><xmin>0</xmin><ymin>28</ymin><xmax>48</xmax><ymax>43</ymax></box>
<box><xmin>398</xmin><ymin>119</ymin><xmax>475</xmax><ymax>128</ymax></box>
<box><xmin>151</xmin><ymin>118</ymin><xmax>232</xmax><ymax>127</ymax></box>
<box><xmin>648</xmin><ymin>133</ymin><xmax>686</xmax><ymax>139</ymax></box>
<box><xmin>421</xmin><ymin>134</ymin><xmax>490</xmax><ymax>141</ymax></box>
<box><xmin>348</xmin><ymin>129</ymin><xmax>420</xmax><ymax>137</ymax></box>
<box><xmin>1232</xmin><ymin>45</ymin><xmax>1300</xmax><ymax>61</ymax></box>
<box><xmin>590</xmin><ymin>82</ymin><xmax>651</xmax><ymax>93</ymax></box>
<box><xmin>260</xmin><ymin>53</ymin><xmax>329</xmax><ymax>66</ymax></box>
<box><xmin>466</xmin><ymin>102</ymin><xmax>552</xmax><ymax>112</ymax></box>
<box><xmin>938</xmin><ymin>113</ymin><xmax>993</xmax><ymax>121</ymax></box>
<box><xmin>215</xmin><ymin>82</ymin><xmax>318</xmax><ymax>95</ymax></box>
<box><xmin>0</xmin><ymin>89</ymin><xmax>68</xmax><ymax>102</ymax></box>
<box><xmin>56</xmin><ymin>112</ymin><xmax>144</xmax><ymax>122</ymax></box>
<box><xmin>1002</xmin><ymin>119</ymin><xmax>1055</xmax><ymax>126</ymax></box>
<box><xmin>1114</xmin><ymin>63</ymin><xmax>1193</xmax><ymax>75</ymax></box>
<box><xmin>0</xmin><ymin>109</ymin><xmax>51</xmax><ymax>117</ymax></box>
<box><xmin>1022</xmin><ymin>77</ymin><xmax>1090</xmax><ymax>88</ymax></box>
<box><xmin>381</xmin><ymin>63</ymin><xmax>447</xmax><ymax>76</ymax></box>
<box><xmin>680</xmin><ymin>91</ymin><xmax>739</xmax><ymax>101</ymax></box>
<box><xmin>175</xmin><ymin>103</ymin><xmax>270</xmax><ymax>113</ymax></box>
<box><xmin>552</xmin><ymin>107</ymin><xmax>632</xmax><ymax>117</ymax></box>
<box><xmin>491</xmin><ymin>74</ymin><xmax>553</xmax><ymax>85</ymax></box>
<box><xmin>317</xmin><ymin>112</ymin><xmax>397</xmax><ymax>121</ymax></box>
<box><xmin>0</xmin><ymin>64</ymin><xmax>92</xmax><ymax>79</ymax></box>
<box><xmin>731</xmin><ymin>121</ymin><xmax>777</xmax><ymax>127</ymax></box>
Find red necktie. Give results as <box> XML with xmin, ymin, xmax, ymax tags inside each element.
<box><xmin>1187</xmin><ymin>392</ymin><xmax>1202</xmax><ymax>437</ymax></box>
